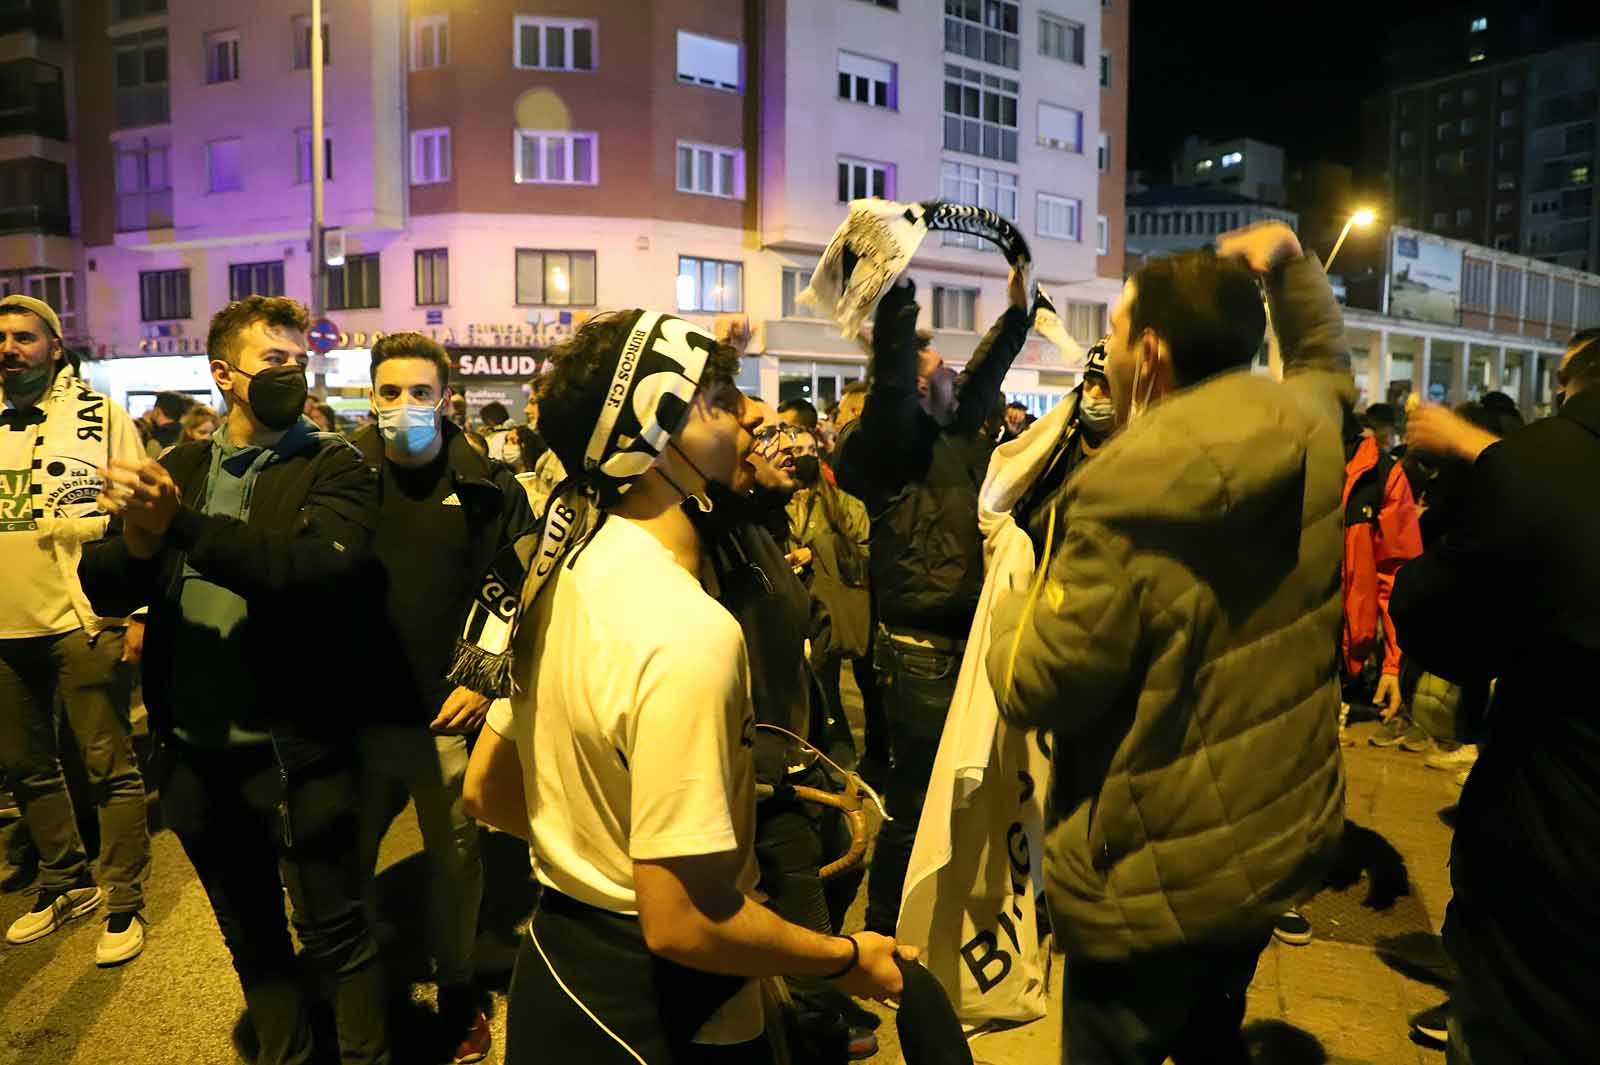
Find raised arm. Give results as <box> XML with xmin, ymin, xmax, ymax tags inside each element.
<box><xmin>952</xmin><ymin>269</ymin><xmax>1033</xmax><ymax>435</ymax></box>
<box><xmin>834</xmin><ymin>280</ymin><xmax>931</xmax><ymax>502</ymax></box>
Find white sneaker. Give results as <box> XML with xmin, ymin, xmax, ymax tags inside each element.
<box><xmin>1425</xmin><ymin>744</ymin><xmax>1479</xmax><ymax>772</ymax></box>
<box><xmin>5</xmin><ymin>885</ymin><xmax>103</xmax><ymax>945</ymax></box>
<box><xmin>96</xmin><ymin>911</ymin><xmax>146</xmax><ymax>966</ymax></box>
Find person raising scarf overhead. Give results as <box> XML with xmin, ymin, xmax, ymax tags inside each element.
<box><xmin>458</xmin><ymin>309</ymin><xmax>915</xmax><ymax>1065</ymax></box>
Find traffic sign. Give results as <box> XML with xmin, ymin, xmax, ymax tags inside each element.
<box><xmin>308</xmin><ymin>318</ymin><xmax>341</xmax><ymax>353</ymax></box>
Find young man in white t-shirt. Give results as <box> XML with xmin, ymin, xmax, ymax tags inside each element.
<box><xmin>463</xmin><ymin>309</ymin><xmax>910</xmax><ymax>1064</ymax></box>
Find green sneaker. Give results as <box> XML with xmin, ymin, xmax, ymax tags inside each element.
<box><xmin>1399</xmin><ymin>724</ymin><xmax>1435</xmax><ymax>752</ymax></box>
<box><xmin>1368</xmin><ymin>715</ymin><xmax>1411</xmax><ymax>748</ymax></box>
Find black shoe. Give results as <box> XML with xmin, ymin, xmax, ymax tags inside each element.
<box><xmin>1409</xmin><ymin>1002</ymin><xmax>1449</xmax><ymax>1047</ymax></box>
<box><xmin>1272</xmin><ymin>909</ymin><xmax>1312</xmax><ymax>946</ymax></box>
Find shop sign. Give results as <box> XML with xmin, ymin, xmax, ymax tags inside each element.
<box><xmin>428</xmin><ymin>310</ymin><xmax>591</xmax><ymax>349</ymax></box>
<box><xmin>458</xmin><ymin>353</ymin><xmax>544</xmax><ymax>376</ymax></box>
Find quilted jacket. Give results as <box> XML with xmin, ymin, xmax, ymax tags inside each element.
<box><xmin>987</xmin><ymin>254</ymin><xmax>1351</xmax><ymax>960</ymax></box>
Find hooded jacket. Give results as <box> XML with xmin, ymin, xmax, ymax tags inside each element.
<box><xmin>987</xmin><ymin>255</ymin><xmax>1351</xmax><ymax>960</ymax></box>
<box><xmin>1340</xmin><ymin>428</ymin><xmax>1422</xmax><ymax>678</ymax></box>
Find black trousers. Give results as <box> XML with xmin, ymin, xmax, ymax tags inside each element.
<box><xmin>1061</xmin><ymin>931</ymin><xmax>1271</xmax><ymax>1065</ymax></box>
<box><xmin>161</xmin><ymin>739</ymin><xmax>389</xmax><ymax>1065</ymax></box>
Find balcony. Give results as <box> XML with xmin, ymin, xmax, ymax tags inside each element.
<box><xmin>0</xmin><ymin>0</ymin><xmax>64</xmax><ymax>40</ymax></box>
<box><xmin>0</xmin><ymin>59</ymin><xmax>67</xmax><ymax>140</ymax></box>
<box><xmin>115</xmin><ymin>188</ymin><xmax>173</xmax><ymax>231</ymax></box>
<box><xmin>0</xmin><ymin>203</ymin><xmax>70</xmax><ymax>235</ymax></box>
<box><xmin>114</xmin><ymin>86</ymin><xmax>170</xmax><ymax>130</ymax></box>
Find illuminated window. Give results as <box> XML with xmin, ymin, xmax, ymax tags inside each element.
<box><xmin>1195</xmin><ymin>158</ymin><xmax>1213</xmax><ymax>173</ymax></box>
<box><xmin>1470</xmin><ymin>17</ymin><xmax>1487</xmax><ymax>32</ymax></box>
<box><xmin>677</xmin><ymin>256</ymin><xmax>743</xmax><ymax>313</ymax></box>
<box><xmin>1220</xmin><ymin>151</ymin><xmax>1243</xmax><ymax>167</ymax></box>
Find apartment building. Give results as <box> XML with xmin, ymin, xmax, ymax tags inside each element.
<box><xmin>65</xmin><ymin>0</ymin><xmax>1127</xmax><ymax>419</ymax></box>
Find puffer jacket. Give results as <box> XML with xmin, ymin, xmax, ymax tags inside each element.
<box><xmin>987</xmin><ymin>254</ymin><xmax>1351</xmax><ymax>960</ymax></box>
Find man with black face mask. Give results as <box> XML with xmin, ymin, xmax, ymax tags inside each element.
<box><xmin>79</xmin><ymin>296</ymin><xmax>390</xmax><ymax>1065</ymax></box>
<box><xmin>833</xmin><ymin>270</ymin><xmax>1033</xmax><ymax>936</ymax></box>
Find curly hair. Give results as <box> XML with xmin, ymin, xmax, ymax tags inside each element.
<box><xmin>206</xmin><ymin>296</ymin><xmax>311</xmax><ymax>366</ymax></box>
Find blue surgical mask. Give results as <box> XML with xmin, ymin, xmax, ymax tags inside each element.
<box><xmin>377</xmin><ymin>402</ymin><xmax>441</xmax><ymax>456</ymax></box>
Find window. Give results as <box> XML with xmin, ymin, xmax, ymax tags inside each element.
<box><xmin>1436</xmin><ymin>154</ymin><xmax>1452</xmax><ymax>173</ymax></box>
<box><xmin>1220</xmin><ymin>151</ymin><xmax>1243</xmax><ymax>166</ymax></box>
<box><xmin>677</xmin><ymin>31</ymin><xmax>739</xmax><ymax>91</ymax></box>
<box><xmin>1501</xmin><ymin>77</ymin><xmax>1520</xmax><ymax>96</ymax></box>
<box><xmin>1495</xmin><ymin>202</ymin><xmax>1514</xmax><ymax>220</ymax></box>
<box><xmin>18</xmin><ymin>273</ymin><xmax>77</xmax><ymax>336</ymax></box>
<box><xmin>325</xmin><ymin>253</ymin><xmax>380</xmax><ymax>310</ymax></box>
<box><xmin>838</xmin><ymin>51</ymin><xmax>896</xmax><ymax>109</ymax></box>
<box><xmin>139</xmin><ymin>268</ymin><xmax>189</xmax><ymax>321</ymax></box>
<box><xmin>205</xmin><ymin>30</ymin><xmax>239</xmax><ymax>83</ymax></box>
<box><xmin>1037</xmin><ymin>192</ymin><xmax>1081</xmax><ymax>240</ymax></box>
<box><xmin>931</xmin><ymin>286</ymin><xmax>977</xmax><ymax>331</ymax></box>
<box><xmin>1398</xmin><ymin>160</ymin><xmax>1412</xmax><ymax>176</ymax></box>
<box><xmin>940</xmin><ymin>161</ymin><xmax>1016</xmax><ymax>247</ymax></box>
<box><xmin>1099</xmin><ymin>51</ymin><xmax>1110</xmax><ymax>87</ymax></box>
<box><xmin>1195</xmin><ymin>158</ymin><xmax>1213</xmax><ymax>173</ymax></box>
<box><xmin>515</xmin><ymin>130</ymin><xmax>598</xmax><ymax>185</ymax></box>
<box><xmin>1457</xmin><ymin>207</ymin><xmax>1472</xmax><ymax>225</ymax></box>
<box><xmin>1463</xmin><ymin>88</ymin><xmax>1477</xmax><ymax>104</ymax></box>
<box><xmin>944</xmin><ymin>0</ymin><xmax>1020</xmax><ymax>70</ymax></box>
<box><xmin>944</xmin><ymin>63</ymin><xmax>1019</xmax><ymax>162</ymax></box>
<box><xmin>1460</xmin><ymin>117</ymin><xmax>1474</xmax><ymax>135</ymax></box>
<box><xmin>1499</xmin><ymin>109</ymin><xmax>1518</xmax><ymax>128</ymax></box>
<box><xmin>114</xmin><ymin>139</ymin><xmax>172</xmax><ymax>230</ymax></box>
<box><xmin>1096</xmin><ymin>214</ymin><xmax>1109</xmax><ymax>255</ymax></box>
<box><xmin>1468</xmin><ymin>50</ymin><xmax>1485</xmax><ymax>64</ymax></box>
<box><xmin>1470</xmin><ymin>16</ymin><xmax>1487</xmax><ymax>32</ymax></box>
<box><xmin>1037</xmin><ymin>102</ymin><xmax>1083</xmax><ymax>152</ymax></box>
<box><xmin>206</xmin><ymin>137</ymin><xmax>241</xmax><ymax>193</ymax></box>
<box><xmin>1461</xmin><ymin>148</ymin><xmax>1475</xmax><ymax>166</ymax></box>
<box><xmin>676</xmin><ymin>141</ymin><xmax>743</xmax><ymax>199</ymax></box>
<box><xmin>1497</xmin><ymin>141</ymin><xmax>1515</xmax><ymax>161</ymax></box>
<box><xmin>1437</xmin><ymin>122</ymin><xmax>1452</xmax><ymax>140</ymax></box>
<box><xmin>515</xmin><ymin>250</ymin><xmax>596</xmax><ymax>306</ymax></box>
<box><xmin>113</xmin><ymin>0</ymin><xmax>167</xmax><ymax>18</ymax></box>
<box><xmin>514</xmin><ymin>16</ymin><xmax>594</xmax><ymax>71</ymax></box>
<box><xmin>781</xmin><ymin>267</ymin><xmax>823</xmax><ymax>319</ymax></box>
<box><xmin>677</xmin><ymin>256</ymin><xmax>742</xmax><ymax>313</ymax></box>
<box><xmin>1038</xmin><ymin>13</ymin><xmax>1084</xmax><ymax>64</ymax></box>
<box><xmin>229</xmin><ymin>261</ymin><xmax>284</xmax><ymax>301</ymax></box>
<box><xmin>414</xmin><ymin>248</ymin><xmax>448</xmax><ymax>305</ymax></box>
<box><xmin>112</xmin><ymin>30</ymin><xmax>169</xmax><ymax>128</ymax></box>
<box><xmin>1064</xmin><ymin>301</ymin><xmax>1105</xmax><ymax>346</ymax></box>
<box><xmin>1439</xmin><ymin>92</ymin><xmax>1453</xmax><ymax>108</ymax></box>
<box><xmin>837</xmin><ymin>157</ymin><xmax>894</xmax><ymax>201</ymax></box>
<box><xmin>1399</xmin><ymin>130</ymin><xmax>1415</xmax><ymax>147</ymax></box>
<box><xmin>1575</xmin><ymin>165</ymin><xmax>1593</xmax><ymax>186</ymax></box>
<box><xmin>294</xmin><ymin>128</ymin><xmax>333</xmax><ymax>183</ymax></box>
<box><xmin>1097</xmin><ymin>132</ymin><xmax>1110</xmax><ymax>172</ymax></box>
<box><xmin>411</xmin><ymin>15</ymin><xmax>448</xmax><ymax>70</ymax></box>
<box><xmin>411</xmin><ymin>128</ymin><xmax>450</xmax><ymax>185</ymax></box>
<box><xmin>292</xmin><ymin>15</ymin><xmax>330</xmax><ymax>69</ymax></box>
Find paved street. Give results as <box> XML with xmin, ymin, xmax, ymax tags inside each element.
<box><xmin>1</xmin><ymin>712</ymin><xmax>1461</xmax><ymax>1065</ymax></box>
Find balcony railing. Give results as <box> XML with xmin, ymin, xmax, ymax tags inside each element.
<box><xmin>114</xmin><ymin>86</ymin><xmax>170</xmax><ymax>130</ymax></box>
<box><xmin>0</xmin><ymin>204</ymin><xmax>71</xmax><ymax>236</ymax></box>
<box><xmin>0</xmin><ymin>59</ymin><xmax>67</xmax><ymax>140</ymax></box>
<box><xmin>0</xmin><ymin>0</ymin><xmax>64</xmax><ymax>40</ymax></box>
<box><xmin>115</xmin><ymin>188</ymin><xmax>173</xmax><ymax>231</ymax></box>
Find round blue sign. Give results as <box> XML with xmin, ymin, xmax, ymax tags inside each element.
<box><xmin>308</xmin><ymin>318</ymin><xmax>341</xmax><ymax>353</ymax></box>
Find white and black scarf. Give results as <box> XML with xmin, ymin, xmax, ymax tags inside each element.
<box><xmin>448</xmin><ymin>310</ymin><xmax>724</xmax><ymax>697</ymax></box>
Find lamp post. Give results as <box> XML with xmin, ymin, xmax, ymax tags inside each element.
<box><xmin>1324</xmin><ymin>208</ymin><xmax>1375</xmax><ymax>272</ymax></box>
<box><xmin>310</xmin><ymin>0</ymin><xmax>326</xmax><ymax>397</ymax></box>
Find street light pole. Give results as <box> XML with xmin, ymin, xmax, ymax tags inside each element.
<box><xmin>310</xmin><ymin>0</ymin><xmax>326</xmax><ymax>397</ymax></box>
<box><xmin>1324</xmin><ymin>209</ymin><xmax>1374</xmax><ymax>273</ymax></box>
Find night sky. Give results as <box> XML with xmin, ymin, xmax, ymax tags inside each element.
<box><xmin>1126</xmin><ymin>0</ymin><xmax>1600</xmax><ymax>183</ymax></box>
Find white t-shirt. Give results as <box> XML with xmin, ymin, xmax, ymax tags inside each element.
<box><xmin>487</xmin><ymin>514</ymin><xmax>762</xmax><ymax>1043</ymax></box>
<box><xmin>1</xmin><ymin>397</ymin><xmax>76</xmax><ymax>638</ymax></box>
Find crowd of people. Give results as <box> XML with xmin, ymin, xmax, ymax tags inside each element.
<box><xmin>1</xmin><ymin>216</ymin><xmax>1596</xmax><ymax>1065</ymax></box>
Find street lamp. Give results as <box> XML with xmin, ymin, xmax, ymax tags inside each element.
<box><xmin>1324</xmin><ymin>208</ymin><xmax>1375</xmax><ymax>272</ymax></box>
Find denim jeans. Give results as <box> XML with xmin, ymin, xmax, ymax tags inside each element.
<box><xmin>863</xmin><ymin>630</ymin><xmax>959</xmax><ymax>936</ymax></box>
<box><xmin>0</xmin><ymin>628</ymin><xmax>149</xmax><ymax>913</ymax></box>
<box><xmin>357</xmin><ymin>725</ymin><xmax>482</xmax><ymax>990</ymax></box>
<box><xmin>162</xmin><ymin>740</ymin><xmax>389</xmax><ymax>1065</ymax></box>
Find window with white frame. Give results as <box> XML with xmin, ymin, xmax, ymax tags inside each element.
<box><xmin>1064</xmin><ymin>300</ymin><xmax>1105</xmax><ymax>345</ymax></box>
<box><xmin>411</xmin><ymin>14</ymin><xmax>448</xmax><ymax>70</ymax></box>
<box><xmin>677</xmin><ymin>256</ymin><xmax>743</xmax><ymax>313</ymax></box>
<box><xmin>1096</xmin><ymin>214</ymin><xmax>1108</xmax><ymax>255</ymax></box>
<box><xmin>677</xmin><ymin>31</ymin><xmax>739</xmax><ymax>91</ymax></box>
<box><xmin>941</xmin><ymin>160</ymin><xmax>1016</xmax><ymax>247</ymax></box>
<box><xmin>944</xmin><ymin>0</ymin><xmax>1020</xmax><ymax>70</ymax></box>
<box><xmin>1038</xmin><ymin>102</ymin><xmax>1083</xmax><ymax>152</ymax></box>
<box><xmin>515</xmin><ymin>130</ymin><xmax>597</xmax><ymax>185</ymax></box>
<box><xmin>294</xmin><ymin>128</ymin><xmax>333</xmax><ymax>183</ymax></box>
<box><xmin>1097</xmin><ymin>132</ymin><xmax>1110</xmax><ymax>172</ymax></box>
<box><xmin>676</xmin><ymin>141</ymin><xmax>743</xmax><ymax>199</ymax></box>
<box><xmin>1038</xmin><ymin>12</ymin><xmax>1084</xmax><ymax>64</ymax></box>
<box><xmin>292</xmin><ymin>15</ymin><xmax>330</xmax><ymax>69</ymax></box>
<box><xmin>18</xmin><ymin>273</ymin><xmax>78</xmax><ymax>335</ymax></box>
<box><xmin>944</xmin><ymin>64</ymin><xmax>1018</xmax><ymax>162</ymax></box>
<box><xmin>838</xmin><ymin>51</ymin><xmax>896</xmax><ymax>109</ymax></box>
<box><xmin>514</xmin><ymin>16</ymin><xmax>595</xmax><ymax>71</ymax></box>
<box><xmin>1037</xmin><ymin>192</ymin><xmax>1081</xmax><ymax>240</ymax></box>
<box><xmin>411</xmin><ymin>127</ymin><xmax>450</xmax><ymax>185</ymax></box>
<box><xmin>229</xmin><ymin>261</ymin><xmax>285</xmax><ymax>301</ymax></box>
<box><xmin>205</xmin><ymin>30</ymin><xmax>239</xmax><ymax>84</ymax></box>
<box><xmin>207</xmin><ymin>137</ymin><xmax>242</xmax><ymax>193</ymax></box>
<box><xmin>515</xmin><ymin>249</ymin><xmax>596</xmax><ymax>306</ymax></box>
<box><xmin>1099</xmin><ymin>51</ymin><xmax>1110</xmax><ymax>86</ymax></box>
<box><xmin>931</xmin><ymin>286</ymin><xmax>977</xmax><ymax>331</ymax></box>
<box><xmin>837</xmin><ymin>157</ymin><xmax>893</xmax><ymax>202</ymax></box>
<box><xmin>415</xmin><ymin>248</ymin><xmax>448</xmax><ymax>305</ymax></box>
<box><xmin>781</xmin><ymin>266</ymin><xmax>823</xmax><ymax>319</ymax></box>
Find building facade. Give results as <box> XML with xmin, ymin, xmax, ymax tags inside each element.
<box><xmin>1124</xmin><ymin>185</ymin><xmax>1297</xmax><ymax>258</ymax></box>
<box><xmin>1176</xmin><ymin>136</ymin><xmax>1286</xmax><ymax>206</ymax></box>
<box><xmin>52</xmin><ymin>0</ymin><xmax>1128</xmax><ymax>422</ymax></box>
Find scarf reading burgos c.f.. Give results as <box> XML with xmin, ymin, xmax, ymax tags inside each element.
<box><xmin>447</xmin><ymin>310</ymin><xmax>726</xmax><ymax>697</ymax></box>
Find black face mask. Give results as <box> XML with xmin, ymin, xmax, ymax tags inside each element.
<box><xmin>234</xmin><ymin>365</ymin><xmax>308</xmax><ymax>431</ymax></box>
<box><xmin>792</xmin><ymin>455</ymin><xmax>821</xmax><ymax>485</ymax></box>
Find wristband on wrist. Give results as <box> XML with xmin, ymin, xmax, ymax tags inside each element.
<box><xmin>823</xmin><ymin>934</ymin><xmax>859</xmax><ymax>980</ymax></box>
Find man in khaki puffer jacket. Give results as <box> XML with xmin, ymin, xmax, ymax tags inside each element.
<box><xmin>987</xmin><ymin>223</ymin><xmax>1349</xmax><ymax>1064</ymax></box>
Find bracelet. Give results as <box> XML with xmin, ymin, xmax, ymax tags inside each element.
<box><xmin>823</xmin><ymin>934</ymin><xmax>859</xmax><ymax>980</ymax></box>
